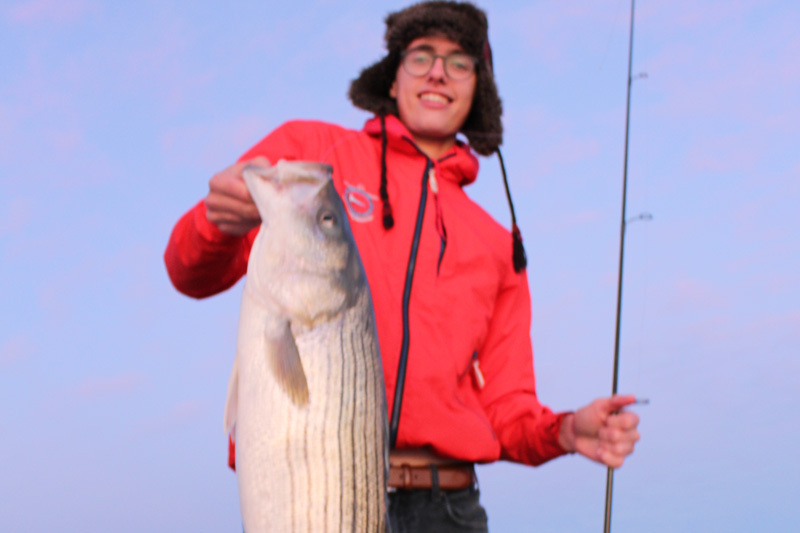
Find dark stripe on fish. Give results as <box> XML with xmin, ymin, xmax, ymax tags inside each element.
<box><xmin>338</xmin><ymin>322</ymin><xmax>346</xmax><ymax>533</ymax></box>
<box><xmin>322</xmin><ymin>328</ymin><xmax>331</xmax><ymax>533</ymax></box>
<box><xmin>304</xmin><ymin>398</ymin><xmax>311</xmax><ymax>533</ymax></box>
<box><xmin>287</xmin><ymin>402</ymin><xmax>295</xmax><ymax>532</ymax></box>
<box><xmin>350</xmin><ymin>322</ymin><xmax>358</xmax><ymax>532</ymax></box>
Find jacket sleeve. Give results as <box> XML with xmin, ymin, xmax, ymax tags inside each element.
<box><xmin>477</xmin><ymin>264</ymin><xmax>571</xmax><ymax>466</ymax></box>
<box><xmin>164</xmin><ymin>199</ymin><xmax>253</xmax><ymax>298</ymax></box>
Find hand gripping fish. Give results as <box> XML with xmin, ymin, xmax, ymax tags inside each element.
<box><xmin>224</xmin><ymin>160</ymin><xmax>389</xmax><ymax>532</ymax></box>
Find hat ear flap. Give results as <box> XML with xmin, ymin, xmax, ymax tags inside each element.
<box><xmin>461</xmin><ymin>67</ymin><xmax>503</xmax><ymax>156</ymax></box>
<box><xmin>349</xmin><ymin>53</ymin><xmax>400</xmax><ymax>116</ymax></box>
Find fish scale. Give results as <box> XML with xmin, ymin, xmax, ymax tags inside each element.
<box><xmin>225</xmin><ymin>161</ymin><xmax>388</xmax><ymax>532</ymax></box>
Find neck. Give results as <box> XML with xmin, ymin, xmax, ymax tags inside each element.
<box><xmin>409</xmin><ymin>134</ymin><xmax>456</xmax><ymax>160</ymax></box>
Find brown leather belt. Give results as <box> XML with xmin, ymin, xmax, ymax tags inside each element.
<box><xmin>388</xmin><ymin>464</ymin><xmax>475</xmax><ymax>490</ymax></box>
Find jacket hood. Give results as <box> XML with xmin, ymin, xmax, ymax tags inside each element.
<box><xmin>363</xmin><ymin>115</ymin><xmax>480</xmax><ymax>187</ymax></box>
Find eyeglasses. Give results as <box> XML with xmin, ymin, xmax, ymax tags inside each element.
<box><xmin>400</xmin><ymin>47</ymin><xmax>478</xmax><ymax>80</ymax></box>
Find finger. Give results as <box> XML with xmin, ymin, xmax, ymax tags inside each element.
<box><xmin>243</xmin><ymin>156</ymin><xmax>271</xmax><ymax>168</ymax></box>
<box><xmin>597</xmin><ymin>448</ymin><xmax>626</xmax><ymax>469</ymax></box>
<box><xmin>600</xmin><ymin>424</ymin><xmax>640</xmax><ymax>445</ymax></box>
<box><xmin>598</xmin><ymin>428</ymin><xmax>637</xmax><ymax>451</ymax></box>
<box><xmin>205</xmin><ymin>203</ymin><xmax>260</xmax><ymax>236</ymax></box>
<box><xmin>604</xmin><ymin>394</ymin><xmax>638</xmax><ymax>414</ymax></box>
<box><xmin>206</xmin><ymin>193</ymin><xmax>260</xmax><ymax>221</ymax></box>
<box><xmin>216</xmin><ymin>221</ymin><xmax>257</xmax><ymax>236</ymax></box>
<box><xmin>606</xmin><ymin>435</ymin><xmax>637</xmax><ymax>457</ymax></box>
<box><xmin>209</xmin><ymin>172</ymin><xmax>253</xmax><ymax>203</ymax></box>
<box><xmin>600</xmin><ymin>450</ymin><xmax>628</xmax><ymax>469</ymax></box>
<box><xmin>210</xmin><ymin>158</ymin><xmax>270</xmax><ymax>201</ymax></box>
<box><xmin>598</xmin><ymin>435</ymin><xmax>638</xmax><ymax>467</ymax></box>
<box><xmin>598</xmin><ymin>426</ymin><xmax>623</xmax><ymax>443</ymax></box>
<box><xmin>207</xmin><ymin>208</ymin><xmax>260</xmax><ymax>229</ymax></box>
<box><xmin>606</xmin><ymin>411</ymin><xmax>640</xmax><ymax>430</ymax></box>
<box><xmin>234</xmin><ymin>156</ymin><xmax>272</xmax><ymax>181</ymax></box>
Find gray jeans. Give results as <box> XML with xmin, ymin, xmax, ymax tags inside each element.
<box><xmin>388</xmin><ymin>467</ymin><xmax>489</xmax><ymax>532</ymax></box>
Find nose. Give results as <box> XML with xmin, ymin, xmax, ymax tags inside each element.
<box><xmin>427</xmin><ymin>56</ymin><xmax>447</xmax><ymax>81</ymax></box>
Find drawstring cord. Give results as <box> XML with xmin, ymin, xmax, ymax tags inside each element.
<box><xmin>429</xmin><ymin>161</ymin><xmax>447</xmax><ymax>247</ymax></box>
<box><xmin>379</xmin><ymin>114</ymin><xmax>394</xmax><ymax>229</ymax></box>
<box><xmin>497</xmin><ymin>148</ymin><xmax>527</xmax><ymax>272</ymax></box>
<box><xmin>378</xmin><ymin>116</ymin><xmax>523</xmax><ymax>274</ymax></box>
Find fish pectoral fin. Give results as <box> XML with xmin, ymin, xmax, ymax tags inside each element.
<box><xmin>266</xmin><ymin>321</ymin><xmax>309</xmax><ymax>407</ymax></box>
<box><xmin>223</xmin><ymin>355</ymin><xmax>239</xmax><ymax>436</ymax></box>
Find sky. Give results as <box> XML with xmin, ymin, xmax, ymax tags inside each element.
<box><xmin>1</xmin><ymin>0</ymin><xmax>798</xmax><ymax>531</ymax></box>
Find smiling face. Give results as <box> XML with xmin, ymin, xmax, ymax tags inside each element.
<box><xmin>389</xmin><ymin>35</ymin><xmax>477</xmax><ymax>159</ymax></box>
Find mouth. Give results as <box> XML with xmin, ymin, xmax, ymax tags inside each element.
<box><xmin>419</xmin><ymin>92</ymin><xmax>452</xmax><ymax>104</ymax></box>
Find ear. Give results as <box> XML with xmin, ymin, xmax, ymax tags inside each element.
<box><xmin>389</xmin><ymin>79</ymin><xmax>397</xmax><ymax>99</ymax></box>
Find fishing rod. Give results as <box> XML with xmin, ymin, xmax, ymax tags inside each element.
<box><xmin>604</xmin><ymin>0</ymin><xmax>639</xmax><ymax>531</ymax></box>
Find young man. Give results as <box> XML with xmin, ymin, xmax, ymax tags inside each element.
<box><xmin>165</xmin><ymin>2</ymin><xmax>640</xmax><ymax>531</ymax></box>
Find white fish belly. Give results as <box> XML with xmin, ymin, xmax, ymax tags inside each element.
<box><xmin>235</xmin><ymin>291</ymin><xmax>387</xmax><ymax>532</ymax></box>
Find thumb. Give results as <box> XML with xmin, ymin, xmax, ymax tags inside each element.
<box><xmin>603</xmin><ymin>394</ymin><xmax>637</xmax><ymax>414</ymax></box>
<box><xmin>238</xmin><ymin>156</ymin><xmax>271</xmax><ymax>170</ymax></box>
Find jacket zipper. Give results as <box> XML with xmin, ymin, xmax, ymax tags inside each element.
<box><xmin>388</xmin><ymin>142</ymin><xmax>458</xmax><ymax>448</ymax></box>
<box><xmin>389</xmin><ymin>157</ymin><xmax>433</xmax><ymax>448</ymax></box>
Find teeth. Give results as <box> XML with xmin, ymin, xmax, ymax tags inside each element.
<box><xmin>420</xmin><ymin>93</ymin><xmax>448</xmax><ymax>103</ymax></box>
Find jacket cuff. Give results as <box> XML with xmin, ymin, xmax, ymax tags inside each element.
<box><xmin>553</xmin><ymin>411</ymin><xmax>576</xmax><ymax>455</ymax></box>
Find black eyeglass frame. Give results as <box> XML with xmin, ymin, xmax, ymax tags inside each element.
<box><xmin>399</xmin><ymin>47</ymin><xmax>479</xmax><ymax>80</ymax></box>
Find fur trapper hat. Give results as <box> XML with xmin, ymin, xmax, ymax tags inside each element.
<box><xmin>348</xmin><ymin>1</ymin><xmax>503</xmax><ymax>156</ymax></box>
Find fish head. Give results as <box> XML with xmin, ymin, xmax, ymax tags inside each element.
<box><xmin>242</xmin><ymin>160</ymin><xmax>364</xmax><ymax>324</ymax></box>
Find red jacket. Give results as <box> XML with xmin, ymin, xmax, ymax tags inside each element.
<box><xmin>165</xmin><ymin>116</ymin><xmax>569</xmax><ymax>466</ymax></box>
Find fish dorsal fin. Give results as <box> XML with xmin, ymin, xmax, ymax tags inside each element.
<box><xmin>266</xmin><ymin>319</ymin><xmax>309</xmax><ymax>407</ymax></box>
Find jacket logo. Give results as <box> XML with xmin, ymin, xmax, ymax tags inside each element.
<box><xmin>343</xmin><ymin>182</ymin><xmax>378</xmax><ymax>223</ymax></box>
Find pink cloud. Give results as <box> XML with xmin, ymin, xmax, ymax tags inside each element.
<box><xmin>5</xmin><ymin>0</ymin><xmax>95</xmax><ymax>24</ymax></box>
<box><xmin>747</xmin><ymin>311</ymin><xmax>800</xmax><ymax>344</ymax></box>
<box><xmin>0</xmin><ymin>334</ymin><xmax>36</xmax><ymax>366</ymax></box>
<box><xmin>520</xmin><ymin>127</ymin><xmax>601</xmax><ymax>178</ymax></box>
<box><xmin>73</xmin><ymin>372</ymin><xmax>146</xmax><ymax>399</ymax></box>
<box><xmin>765</xmin><ymin>272</ymin><xmax>799</xmax><ymax>294</ymax></box>
<box><xmin>0</xmin><ymin>105</ymin><xmax>14</xmax><ymax>162</ymax></box>
<box><xmin>660</xmin><ymin>0</ymin><xmax>752</xmax><ymax>30</ymax></box>
<box><xmin>684</xmin><ymin>133</ymin><xmax>761</xmax><ymax>174</ymax></box>
<box><xmin>0</xmin><ymin>197</ymin><xmax>34</xmax><ymax>235</ymax></box>
<box><xmin>632</xmin><ymin>3</ymin><xmax>798</xmax><ymax>132</ymax></box>
<box><xmin>678</xmin><ymin>309</ymin><xmax>800</xmax><ymax>361</ymax></box>
<box><xmin>536</xmin><ymin>208</ymin><xmax>604</xmax><ymax>235</ymax></box>
<box><xmin>133</xmin><ymin>400</ymin><xmax>206</xmax><ymax>436</ymax></box>
<box><xmin>665</xmin><ymin>277</ymin><xmax>731</xmax><ymax>311</ymax></box>
<box><xmin>495</xmin><ymin>3</ymin><xmax>630</xmax><ymax>69</ymax></box>
<box><xmin>160</xmin><ymin>114</ymin><xmax>274</xmax><ymax>170</ymax></box>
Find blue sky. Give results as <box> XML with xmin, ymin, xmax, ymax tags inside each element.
<box><xmin>1</xmin><ymin>0</ymin><xmax>798</xmax><ymax>531</ymax></box>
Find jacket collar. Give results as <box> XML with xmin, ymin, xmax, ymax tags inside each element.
<box><xmin>363</xmin><ymin>115</ymin><xmax>479</xmax><ymax>186</ymax></box>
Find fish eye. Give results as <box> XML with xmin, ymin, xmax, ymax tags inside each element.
<box><xmin>318</xmin><ymin>210</ymin><xmax>338</xmax><ymax>228</ymax></box>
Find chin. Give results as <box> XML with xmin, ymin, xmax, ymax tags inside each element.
<box><xmin>414</xmin><ymin>122</ymin><xmax>459</xmax><ymax>140</ymax></box>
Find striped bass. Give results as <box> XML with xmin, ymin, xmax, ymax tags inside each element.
<box><xmin>224</xmin><ymin>160</ymin><xmax>389</xmax><ymax>532</ymax></box>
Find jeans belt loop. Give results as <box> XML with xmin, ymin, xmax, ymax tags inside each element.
<box><xmin>430</xmin><ymin>464</ymin><xmax>441</xmax><ymax>501</ymax></box>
